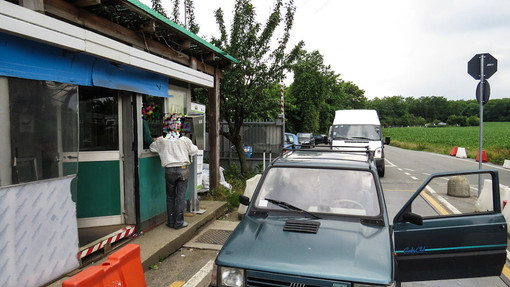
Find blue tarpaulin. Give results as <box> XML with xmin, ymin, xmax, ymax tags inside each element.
<box><xmin>0</xmin><ymin>32</ymin><xmax>168</xmax><ymax>97</ymax></box>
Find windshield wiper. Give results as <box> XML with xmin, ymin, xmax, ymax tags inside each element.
<box><xmin>350</xmin><ymin>136</ymin><xmax>372</xmax><ymax>140</ymax></box>
<box><xmin>264</xmin><ymin>198</ymin><xmax>321</xmax><ymax>219</ymax></box>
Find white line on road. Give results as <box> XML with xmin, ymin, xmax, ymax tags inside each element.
<box><xmin>385</xmin><ymin>159</ymin><xmax>397</xmax><ymax>167</ymax></box>
<box><xmin>183</xmin><ymin>260</ymin><xmax>214</xmax><ymax>287</ymax></box>
<box><xmin>410</xmin><ymin>176</ymin><xmax>418</xmax><ymax>180</ymax></box>
<box><xmin>426</xmin><ymin>186</ymin><xmax>461</xmax><ymax>215</ymax></box>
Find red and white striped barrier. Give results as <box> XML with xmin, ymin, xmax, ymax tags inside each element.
<box><xmin>77</xmin><ymin>225</ymin><xmax>135</xmax><ymax>259</ymax></box>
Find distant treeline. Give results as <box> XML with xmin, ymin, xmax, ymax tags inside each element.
<box><xmin>366</xmin><ymin>96</ymin><xmax>510</xmax><ymax>127</ymax></box>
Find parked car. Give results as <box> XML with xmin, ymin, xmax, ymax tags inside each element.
<box><xmin>296</xmin><ymin>132</ymin><xmax>315</xmax><ymax>148</ymax></box>
<box><xmin>283</xmin><ymin>133</ymin><xmax>300</xmax><ymax>150</ymax></box>
<box><xmin>314</xmin><ymin>134</ymin><xmax>328</xmax><ymax>144</ymax></box>
<box><xmin>211</xmin><ymin>149</ymin><xmax>506</xmax><ymax>287</ymax></box>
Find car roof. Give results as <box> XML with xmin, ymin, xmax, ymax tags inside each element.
<box><xmin>274</xmin><ymin>149</ymin><xmax>374</xmax><ymax>170</ymax></box>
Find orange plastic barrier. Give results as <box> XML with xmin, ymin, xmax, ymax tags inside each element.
<box><xmin>476</xmin><ymin>150</ymin><xmax>488</xmax><ymax>163</ymax></box>
<box><xmin>62</xmin><ymin>244</ymin><xmax>146</xmax><ymax>287</ymax></box>
<box><xmin>449</xmin><ymin>146</ymin><xmax>458</xmax><ymax>156</ymax></box>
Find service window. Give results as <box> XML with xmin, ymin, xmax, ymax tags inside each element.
<box><xmin>142</xmin><ymin>95</ymin><xmax>165</xmax><ymax>149</ymax></box>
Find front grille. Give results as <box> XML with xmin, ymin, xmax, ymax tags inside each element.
<box><xmin>246</xmin><ymin>270</ymin><xmax>350</xmax><ymax>287</ymax></box>
<box><xmin>246</xmin><ymin>276</ymin><xmax>317</xmax><ymax>287</ymax></box>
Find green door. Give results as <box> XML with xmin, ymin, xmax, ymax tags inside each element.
<box><xmin>74</xmin><ymin>87</ymin><xmax>123</xmax><ymax>228</ymax></box>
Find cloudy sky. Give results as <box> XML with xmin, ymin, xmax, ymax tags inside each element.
<box><xmin>146</xmin><ymin>0</ymin><xmax>510</xmax><ymax>101</ymax></box>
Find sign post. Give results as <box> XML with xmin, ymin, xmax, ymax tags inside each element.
<box><xmin>467</xmin><ymin>53</ymin><xmax>497</xmax><ymax>196</ymax></box>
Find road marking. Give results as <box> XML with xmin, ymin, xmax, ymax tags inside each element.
<box><xmin>502</xmin><ymin>266</ymin><xmax>510</xmax><ymax>282</ymax></box>
<box><xmin>169</xmin><ymin>281</ymin><xmax>185</xmax><ymax>287</ymax></box>
<box><xmin>385</xmin><ymin>159</ymin><xmax>397</xmax><ymax>167</ymax></box>
<box><xmin>421</xmin><ymin>191</ymin><xmax>450</xmax><ymax>216</ymax></box>
<box><xmin>425</xmin><ymin>186</ymin><xmax>461</xmax><ymax>214</ymax></box>
<box><xmin>404</xmin><ymin>172</ymin><xmax>411</xmax><ymax>176</ymax></box>
<box><xmin>183</xmin><ymin>260</ymin><xmax>214</xmax><ymax>287</ymax></box>
<box><xmin>410</xmin><ymin>176</ymin><xmax>418</xmax><ymax>180</ymax></box>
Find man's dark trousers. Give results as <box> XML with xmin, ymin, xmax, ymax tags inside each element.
<box><xmin>165</xmin><ymin>166</ymin><xmax>189</xmax><ymax>228</ymax></box>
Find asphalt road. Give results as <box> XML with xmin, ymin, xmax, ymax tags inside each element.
<box><xmin>144</xmin><ymin>144</ymin><xmax>510</xmax><ymax>287</ymax></box>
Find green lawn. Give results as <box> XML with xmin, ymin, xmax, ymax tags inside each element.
<box><xmin>383</xmin><ymin>122</ymin><xmax>510</xmax><ymax>164</ymax></box>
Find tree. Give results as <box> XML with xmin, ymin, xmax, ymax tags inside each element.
<box><xmin>211</xmin><ymin>0</ymin><xmax>302</xmax><ymax>178</ymax></box>
<box><xmin>286</xmin><ymin>50</ymin><xmax>366</xmax><ymax>134</ymax></box>
<box><xmin>151</xmin><ymin>0</ymin><xmax>167</xmax><ymax>17</ymax></box>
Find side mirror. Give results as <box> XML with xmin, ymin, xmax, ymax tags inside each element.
<box><xmin>403</xmin><ymin>212</ymin><xmax>423</xmax><ymax>225</ymax></box>
<box><xmin>239</xmin><ymin>195</ymin><xmax>250</xmax><ymax>206</ymax></box>
<box><xmin>384</xmin><ymin>136</ymin><xmax>391</xmax><ymax>145</ymax></box>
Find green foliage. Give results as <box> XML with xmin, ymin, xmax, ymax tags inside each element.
<box><xmin>210</xmin><ymin>0</ymin><xmax>302</xmax><ymax>178</ymax></box>
<box><xmin>368</xmin><ymin>96</ymin><xmax>509</xmax><ymax>127</ymax></box>
<box><xmin>383</xmin><ymin>122</ymin><xmax>510</xmax><ymax>164</ymax></box>
<box><xmin>286</xmin><ymin>50</ymin><xmax>366</xmax><ymax>134</ymax></box>
<box><xmin>467</xmin><ymin>115</ymin><xmax>480</xmax><ymax>126</ymax></box>
<box><xmin>447</xmin><ymin>115</ymin><xmax>467</xmax><ymax>126</ymax></box>
<box><xmin>202</xmin><ymin>163</ymin><xmax>263</xmax><ymax>211</ymax></box>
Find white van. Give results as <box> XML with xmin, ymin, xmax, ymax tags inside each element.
<box><xmin>330</xmin><ymin>109</ymin><xmax>389</xmax><ymax>176</ymax></box>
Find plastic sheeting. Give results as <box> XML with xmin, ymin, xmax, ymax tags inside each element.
<box><xmin>200</xmin><ymin>163</ymin><xmax>231</xmax><ymax>192</ymax></box>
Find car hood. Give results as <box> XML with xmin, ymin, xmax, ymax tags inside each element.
<box><xmin>216</xmin><ymin>216</ymin><xmax>393</xmax><ymax>285</ymax></box>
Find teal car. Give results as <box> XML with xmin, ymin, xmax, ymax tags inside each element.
<box><xmin>211</xmin><ymin>149</ymin><xmax>506</xmax><ymax>287</ymax></box>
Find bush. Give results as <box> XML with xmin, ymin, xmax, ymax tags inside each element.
<box><xmin>202</xmin><ymin>163</ymin><xmax>262</xmax><ymax>211</ymax></box>
<box><xmin>466</xmin><ymin>116</ymin><xmax>480</xmax><ymax>126</ymax></box>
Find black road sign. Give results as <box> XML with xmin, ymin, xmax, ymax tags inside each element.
<box><xmin>468</xmin><ymin>53</ymin><xmax>497</xmax><ymax>80</ymax></box>
<box><xmin>476</xmin><ymin>80</ymin><xmax>490</xmax><ymax>105</ymax></box>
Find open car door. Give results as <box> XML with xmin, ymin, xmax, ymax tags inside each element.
<box><xmin>393</xmin><ymin>169</ymin><xmax>507</xmax><ymax>282</ymax></box>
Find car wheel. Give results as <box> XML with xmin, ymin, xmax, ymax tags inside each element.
<box><xmin>378</xmin><ymin>164</ymin><xmax>385</xmax><ymax>177</ymax></box>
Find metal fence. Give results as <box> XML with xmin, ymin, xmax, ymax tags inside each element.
<box><xmin>219</xmin><ymin>120</ymin><xmax>283</xmax><ymax>170</ymax></box>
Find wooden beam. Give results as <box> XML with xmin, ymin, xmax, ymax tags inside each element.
<box><xmin>74</xmin><ymin>0</ymin><xmax>101</xmax><ymax>8</ymax></box>
<box><xmin>43</xmin><ymin>0</ymin><xmax>219</xmax><ymax>76</ymax></box>
<box><xmin>208</xmin><ymin>68</ymin><xmax>221</xmax><ymax>190</ymax></box>
<box><xmin>19</xmin><ymin>0</ymin><xmax>44</xmax><ymax>13</ymax></box>
<box><xmin>178</xmin><ymin>39</ymin><xmax>191</xmax><ymax>50</ymax></box>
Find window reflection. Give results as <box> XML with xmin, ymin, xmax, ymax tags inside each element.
<box><xmin>7</xmin><ymin>78</ymin><xmax>78</xmax><ymax>185</ymax></box>
<box><xmin>79</xmin><ymin>87</ymin><xmax>118</xmax><ymax>151</ymax></box>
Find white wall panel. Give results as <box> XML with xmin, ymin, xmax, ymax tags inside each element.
<box><xmin>0</xmin><ymin>176</ymin><xmax>79</xmax><ymax>287</ymax></box>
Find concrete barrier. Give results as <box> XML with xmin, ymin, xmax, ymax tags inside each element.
<box><xmin>455</xmin><ymin>147</ymin><xmax>467</xmax><ymax>159</ymax></box>
<box><xmin>447</xmin><ymin>176</ymin><xmax>470</xmax><ymax>197</ymax></box>
<box><xmin>503</xmin><ymin>159</ymin><xmax>510</xmax><ymax>169</ymax></box>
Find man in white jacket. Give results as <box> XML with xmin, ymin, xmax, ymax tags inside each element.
<box><xmin>150</xmin><ymin>133</ymin><xmax>198</xmax><ymax>229</ymax></box>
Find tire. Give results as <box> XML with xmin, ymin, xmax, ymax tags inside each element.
<box><xmin>378</xmin><ymin>163</ymin><xmax>385</xmax><ymax>177</ymax></box>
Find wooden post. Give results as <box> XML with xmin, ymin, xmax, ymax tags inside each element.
<box><xmin>208</xmin><ymin>68</ymin><xmax>221</xmax><ymax>190</ymax></box>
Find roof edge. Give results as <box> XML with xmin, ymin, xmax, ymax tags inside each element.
<box><xmin>124</xmin><ymin>0</ymin><xmax>238</xmax><ymax>64</ymax></box>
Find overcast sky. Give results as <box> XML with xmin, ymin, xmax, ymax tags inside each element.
<box><xmin>146</xmin><ymin>0</ymin><xmax>510</xmax><ymax>101</ymax></box>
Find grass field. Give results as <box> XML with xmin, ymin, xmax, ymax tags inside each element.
<box><xmin>383</xmin><ymin>122</ymin><xmax>510</xmax><ymax>165</ymax></box>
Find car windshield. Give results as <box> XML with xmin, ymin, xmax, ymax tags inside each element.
<box><xmin>285</xmin><ymin>134</ymin><xmax>295</xmax><ymax>144</ymax></box>
<box><xmin>332</xmin><ymin>125</ymin><xmax>380</xmax><ymax>141</ymax></box>
<box><xmin>254</xmin><ymin>167</ymin><xmax>380</xmax><ymax>217</ymax></box>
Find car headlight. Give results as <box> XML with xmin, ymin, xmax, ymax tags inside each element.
<box><xmin>219</xmin><ymin>266</ymin><xmax>245</xmax><ymax>287</ymax></box>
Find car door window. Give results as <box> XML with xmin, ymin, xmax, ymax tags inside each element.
<box><xmin>406</xmin><ymin>172</ymin><xmax>496</xmax><ymax>218</ymax></box>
